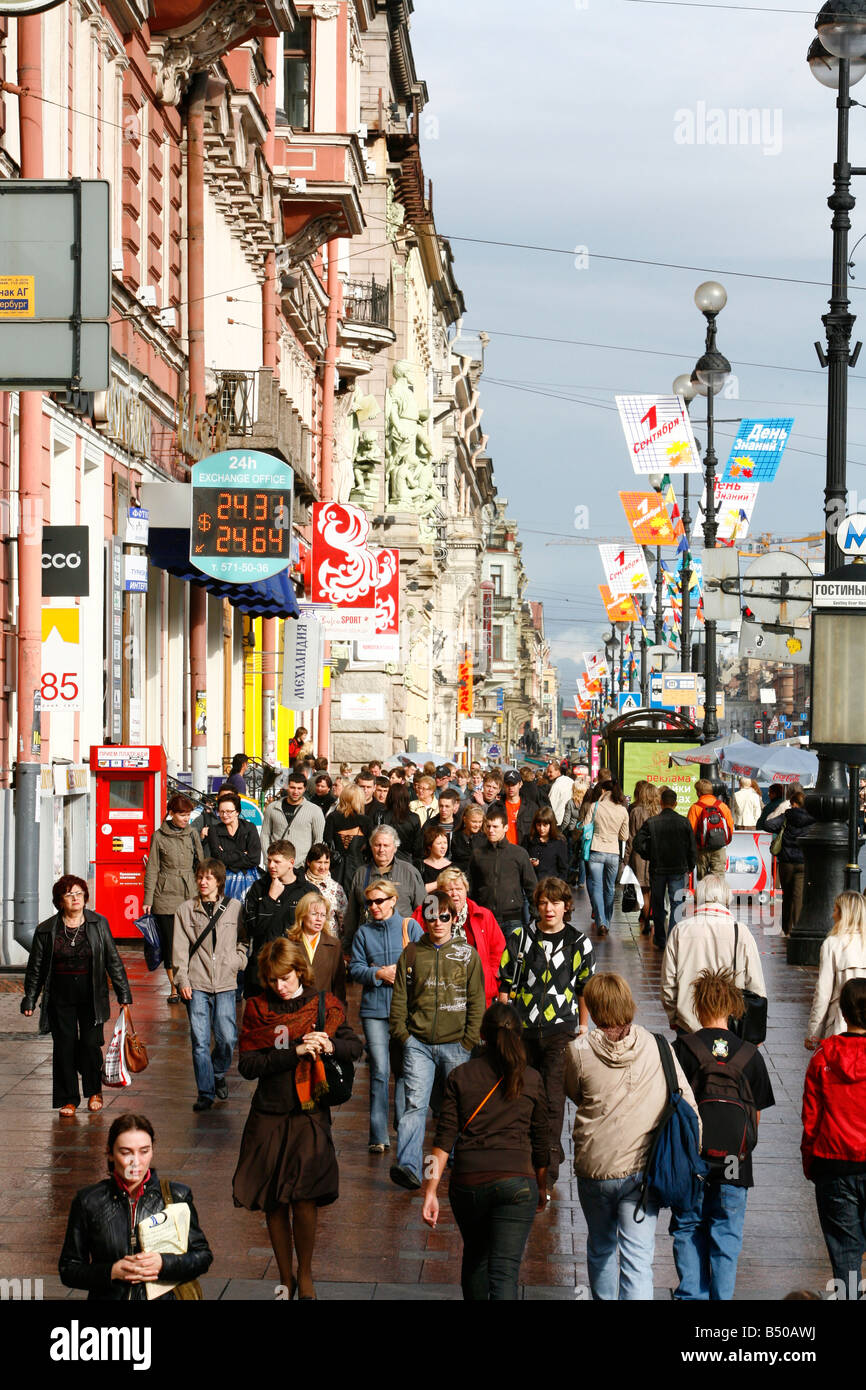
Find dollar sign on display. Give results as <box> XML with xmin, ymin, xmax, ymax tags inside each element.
<box><xmin>197</xmin><ymin>512</ymin><xmax>212</xmax><ymax>532</ymax></box>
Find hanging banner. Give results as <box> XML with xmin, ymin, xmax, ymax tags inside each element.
<box><xmin>619</xmin><ymin>490</ymin><xmax>683</xmax><ymax>547</ymax></box>
<box><xmin>41</xmin><ymin>607</ymin><xmax>83</xmax><ymax>712</ymax></box>
<box><xmin>693</xmin><ymin>479</ymin><xmax>759</xmax><ymax>542</ymax></box>
<box><xmin>374</xmin><ymin>548</ymin><xmax>400</xmax><ymax>636</ymax></box>
<box><xmin>599</xmin><ymin>585</ymin><xmax>640</xmax><ymax>624</ymax></box>
<box><xmin>311</xmin><ymin>501</ymin><xmax>378</xmax><ymax>635</ymax></box>
<box><xmin>616</xmin><ymin>394</ymin><xmax>702</xmax><ymax>475</ymax></box>
<box><xmin>458</xmin><ymin>650</ymin><xmax>473</xmax><ymax>716</ymax></box>
<box><xmin>599</xmin><ymin>543</ymin><xmax>652</xmax><ymax>596</ymax></box>
<box><xmin>480</xmin><ymin>581</ymin><xmax>494</xmax><ymax>672</ymax></box>
<box><xmin>583</xmin><ymin>651</ymin><xmax>608</xmax><ymax>681</ymax></box>
<box><xmin>281</xmin><ymin>613</ymin><xmax>324</xmax><ymax>711</ymax></box>
<box><xmin>721</xmin><ymin>418</ymin><xmax>793</xmax><ymax>483</ymax></box>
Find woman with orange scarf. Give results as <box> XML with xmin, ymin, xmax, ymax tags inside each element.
<box><xmin>232</xmin><ymin>939</ymin><xmax>362</xmax><ymax>1300</ymax></box>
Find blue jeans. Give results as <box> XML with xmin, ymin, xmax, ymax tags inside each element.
<box><xmin>363</xmin><ymin>1016</ymin><xmax>406</xmax><ymax>1147</ymax></box>
<box><xmin>577</xmin><ymin>1173</ymin><xmax>659</xmax><ymax>1300</ymax></box>
<box><xmin>449</xmin><ymin>1176</ymin><xmax>539</xmax><ymax>1300</ymax></box>
<box><xmin>586</xmin><ymin>851</ymin><xmax>620</xmax><ymax>928</ymax></box>
<box><xmin>186</xmin><ymin>989</ymin><xmax>237</xmax><ymax>1101</ymax></box>
<box><xmin>814</xmin><ymin>1174</ymin><xmax>866</xmax><ymax>1298</ymax></box>
<box><xmin>671</xmin><ymin>1181</ymin><xmax>749</xmax><ymax>1300</ymax></box>
<box><xmin>650</xmin><ymin>872</ymin><xmax>688</xmax><ymax>943</ymax></box>
<box><xmin>396</xmin><ymin>1036</ymin><xmax>469</xmax><ymax>1180</ymax></box>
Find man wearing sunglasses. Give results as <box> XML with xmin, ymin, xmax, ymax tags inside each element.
<box><xmin>389</xmin><ymin>890</ymin><xmax>485</xmax><ymax>1191</ymax></box>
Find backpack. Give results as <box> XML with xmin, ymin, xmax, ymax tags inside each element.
<box><xmin>679</xmin><ymin>1033</ymin><xmax>758</xmax><ymax>1167</ymax></box>
<box><xmin>694</xmin><ymin>800</ymin><xmax>732</xmax><ymax>852</ymax></box>
<box><xmin>636</xmin><ymin>1035</ymin><xmax>708</xmax><ymax>1220</ymax></box>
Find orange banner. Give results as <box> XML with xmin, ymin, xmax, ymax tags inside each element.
<box><xmin>458</xmin><ymin>650</ymin><xmax>473</xmax><ymax>715</ymax></box>
<box><xmin>599</xmin><ymin>585</ymin><xmax>640</xmax><ymax>624</ymax></box>
<box><xmin>619</xmin><ymin>490</ymin><xmax>684</xmax><ymax>547</ymax></box>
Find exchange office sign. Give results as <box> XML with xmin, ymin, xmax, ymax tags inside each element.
<box><xmin>42</xmin><ymin>525</ymin><xmax>89</xmax><ymax>598</ymax></box>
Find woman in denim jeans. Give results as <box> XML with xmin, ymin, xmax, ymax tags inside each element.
<box><xmin>348</xmin><ymin>879</ymin><xmax>424</xmax><ymax>1153</ymax></box>
<box><xmin>564</xmin><ymin>974</ymin><xmax>699</xmax><ymax>1300</ymax></box>
<box><xmin>422</xmin><ymin>1002</ymin><xmax>549</xmax><ymax>1300</ymax></box>
<box><xmin>582</xmin><ymin>782</ymin><xmax>629</xmax><ymax>935</ymax></box>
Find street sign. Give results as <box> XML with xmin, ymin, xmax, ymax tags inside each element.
<box><xmin>191</xmin><ymin>450</ymin><xmax>293</xmax><ymax>583</ymax></box>
<box><xmin>741</xmin><ymin>551</ymin><xmax>813</xmax><ymax>623</ymax></box>
<box><xmin>487</xmin><ymin>743</ymin><xmax>502</xmax><ymax>759</ymax></box>
<box><xmin>0</xmin><ymin>179</ymin><xmax>110</xmax><ymax>389</ymax></box>
<box><xmin>813</xmin><ymin>577</ymin><xmax>866</xmax><ymax>608</ymax></box>
<box><xmin>838</xmin><ymin>512</ymin><xmax>866</xmax><ymax>557</ymax></box>
<box><xmin>41</xmin><ymin>607</ymin><xmax>82</xmax><ymax>712</ymax></box>
<box><xmin>701</xmin><ymin>549</ymin><xmax>740</xmax><ymax>621</ymax></box>
<box><xmin>649</xmin><ymin>673</ymin><xmax>676</xmax><ymax>711</ymax></box>
<box><xmin>739</xmin><ymin>619</ymin><xmax>810</xmax><ymax>664</ymax></box>
<box><xmin>660</xmin><ymin>672</ymin><xmax>699</xmax><ymax>706</ymax></box>
<box><xmin>617</xmin><ymin>692</ymin><xmax>642</xmax><ymax>715</ymax></box>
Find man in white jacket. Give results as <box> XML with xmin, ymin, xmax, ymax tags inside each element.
<box><xmin>660</xmin><ymin>875</ymin><xmax>767</xmax><ymax>1034</ymax></box>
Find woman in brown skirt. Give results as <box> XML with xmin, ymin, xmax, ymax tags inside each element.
<box><xmin>233</xmin><ymin>939</ymin><xmax>362</xmax><ymax>1300</ymax></box>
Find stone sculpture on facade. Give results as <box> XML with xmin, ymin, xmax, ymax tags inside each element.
<box><xmin>384</xmin><ymin>361</ymin><xmax>440</xmax><ymax>535</ymax></box>
<box><xmin>341</xmin><ymin>385</ymin><xmax>381</xmax><ymax>509</ymax></box>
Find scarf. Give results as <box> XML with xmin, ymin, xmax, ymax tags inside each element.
<box><xmin>453</xmin><ymin>905</ymin><xmax>468</xmax><ymax>940</ymax></box>
<box><xmin>240</xmin><ymin>989</ymin><xmax>346</xmax><ymax>1110</ymax></box>
<box><xmin>600</xmin><ymin>1024</ymin><xmax>631</xmax><ymax>1043</ymax></box>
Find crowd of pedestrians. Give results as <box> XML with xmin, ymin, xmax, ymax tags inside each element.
<box><xmin>18</xmin><ymin>748</ymin><xmax>866</xmax><ymax>1301</ymax></box>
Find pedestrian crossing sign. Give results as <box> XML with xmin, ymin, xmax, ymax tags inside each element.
<box><xmin>617</xmin><ymin>692</ymin><xmax>641</xmax><ymax>715</ymax></box>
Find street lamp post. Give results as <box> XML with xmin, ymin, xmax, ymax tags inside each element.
<box><xmin>640</xmin><ymin>595</ymin><xmax>649</xmax><ymax>705</ymax></box>
<box><xmin>690</xmin><ymin>281</ymin><xmax>731</xmax><ymax>745</ymax></box>
<box><xmin>788</xmin><ymin>7</ymin><xmax>866</xmax><ymax>964</ymax></box>
<box><xmin>672</xmin><ymin>372</ymin><xmax>698</xmax><ymax>675</ymax></box>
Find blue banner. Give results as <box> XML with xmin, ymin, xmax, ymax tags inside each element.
<box><xmin>721</xmin><ymin>417</ymin><xmax>793</xmax><ymax>483</ymax></box>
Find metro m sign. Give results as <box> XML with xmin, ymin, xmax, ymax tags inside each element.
<box><xmin>840</xmin><ymin>512</ymin><xmax>866</xmax><ymax>557</ymax></box>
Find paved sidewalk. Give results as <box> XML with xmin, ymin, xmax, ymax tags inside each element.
<box><xmin>0</xmin><ymin>888</ymin><xmax>836</xmax><ymax>1300</ymax></box>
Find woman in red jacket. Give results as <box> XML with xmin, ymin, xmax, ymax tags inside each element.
<box><xmin>801</xmin><ymin>976</ymin><xmax>866</xmax><ymax>1300</ymax></box>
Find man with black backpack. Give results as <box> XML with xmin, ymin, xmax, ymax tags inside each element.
<box><xmin>688</xmin><ymin>780</ymin><xmax>733</xmax><ymax>881</ymax></box>
<box><xmin>671</xmin><ymin>969</ymin><xmax>775</xmax><ymax>1300</ymax></box>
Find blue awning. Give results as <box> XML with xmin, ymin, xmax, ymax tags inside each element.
<box><xmin>148</xmin><ymin>528</ymin><xmax>300</xmax><ymax>619</ymax></box>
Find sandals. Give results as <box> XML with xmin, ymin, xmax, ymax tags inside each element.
<box><xmin>87</xmin><ymin>1094</ymin><xmax>104</xmax><ymax>1112</ymax></box>
<box><xmin>59</xmin><ymin>1104</ymin><xmax>76</xmax><ymax>1117</ymax></box>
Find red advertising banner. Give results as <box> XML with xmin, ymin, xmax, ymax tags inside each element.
<box><xmin>374</xmin><ymin>548</ymin><xmax>399</xmax><ymax>636</ymax></box>
<box><xmin>311</xmin><ymin>503</ymin><xmax>378</xmax><ymax>634</ymax></box>
<box><xmin>480</xmin><ymin>581</ymin><xmax>494</xmax><ymax>670</ymax></box>
<box><xmin>458</xmin><ymin>650</ymin><xmax>473</xmax><ymax>715</ymax></box>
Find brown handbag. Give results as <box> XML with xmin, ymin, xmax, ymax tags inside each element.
<box><xmin>122</xmin><ymin>1005</ymin><xmax>149</xmax><ymax>1073</ymax></box>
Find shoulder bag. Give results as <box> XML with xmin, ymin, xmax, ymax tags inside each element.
<box><xmin>729</xmin><ymin>921</ymin><xmax>768</xmax><ymax>1045</ymax></box>
<box><xmin>122</xmin><ymin>1005</ymin><xmax>149</xmax><ymax>1073</ymax></box>
<box><xmin>316</xmin><ymin>991</ymin><xmax>354</xmax><ymax>1105</ymax></box>
<box><xmin>158</xmin><ymin>1179</ymin><xmax>203</xmax><ymax>1301</ymax></box>
<box><xmin>389</xmin><ymin>940</ymin><xmax>418</xmax><ymax>1080</ymax></box>
<box><xmin>581</xmin><ymin>804</ymin><xmax>598</xmax><ymax>862</ymax></box>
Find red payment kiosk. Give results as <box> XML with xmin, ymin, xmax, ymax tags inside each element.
<box><xmin>91</xmin><ymin>745</ymin><xmax>167</xmax><ymax>939</ymax></box>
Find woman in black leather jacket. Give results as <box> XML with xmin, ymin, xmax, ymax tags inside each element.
<box><xmin>60</xmin><ymin>1112</ymin><xmax>212</xmax><ymax>1300</ymax></box>
<box><xmin>21</xmin><ymin>875</ymin><xmax>132</xmax><ymax>1115</ymax></box>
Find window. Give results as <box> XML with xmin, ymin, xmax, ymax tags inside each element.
<box><xmin>108</xmin><ymin>779</ymin><xmax>145</xmax><ymax>811</ymax></box>
<box><xmin>490</xmin><ymin>565</ymin><xmax>503</xmax><ymax>596</ymax></box>
<box><xmin>492</xmin><ymin>625</ymin><xmax>503</xmax><ymax>661</ymax></box>
<box><xmin>283</xmin><ymin>20</ymin><xmax>312</xmax><ymax>129</ymax></box>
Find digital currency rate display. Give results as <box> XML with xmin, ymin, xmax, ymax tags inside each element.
<box><xmin>190</xmin><ymin>451</ymin><xmax>294</xmax><ymax>583</ymax></box>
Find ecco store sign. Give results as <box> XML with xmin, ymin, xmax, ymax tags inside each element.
<box><xmin>42</xmin><ymin>526</ymin><xmax>89</xmax><ymax>598</ymax></box>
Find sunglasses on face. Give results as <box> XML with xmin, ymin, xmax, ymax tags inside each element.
<box><xmin>435</xmin><ymin>912</ymin><xmax>452</xmax><ymax>922</ymax></box>
<box><xmin>367</xmin><ymin>897</ymin><xmax>395</xmax><ymax>907</ymax></box>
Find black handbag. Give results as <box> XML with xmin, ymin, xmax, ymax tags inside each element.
<box><xmin>621</xmin><ymin>883</ymin><xmax>639</xmax><ymax>913</ymax></box>
<box><xmin>729</xmin><ymin>922</ymin><xmax>768</xmax><ymax>1045</ymax></box>
<box><xmin>316</xmin><ymin>992</ymin><xmax>354</xmax><ymax>1105</ymax></box>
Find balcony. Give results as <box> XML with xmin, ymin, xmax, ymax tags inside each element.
<box><xmin>211</xmin><ymin>367</ymin><xmax>318</xmax><ymax>513</ymax></box>
<box><xmin>338</xmin><ymin>277</ymin><xmax>395</xmax><ymax>372</ymax></box>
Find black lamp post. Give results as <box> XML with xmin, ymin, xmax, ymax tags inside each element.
<box><xmin>672</xmin><ymin>372</ymin><xmax>698</xmax><ymax>676</ymax></box>
<box><xmin>690</xmin><ymin>281</ymin><xmax>731</xmax><ymax>745</ymax></box>
<box><xmin>789</xmin><ymin>4</ymin><xmax>866</xmax><ymax>965</ymax></box>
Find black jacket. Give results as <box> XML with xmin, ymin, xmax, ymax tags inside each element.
<box><xmin>756</xmin><ymin>798</ymin><xmax>783</xmax><ymax>831</ymax></box>
<box><xmin>22</xmin><ymin>911</ymin><xmax>132</xmax><ymax>1036</ymax></box>
<box><xmin>469</xmin><ymin>839</ymin><xmax>537</xmax><ymax>922</ymax></box>
<box><xmin>239</xmin><ymin>873</ymin><xmax>310</xmax><ymax>996</ymax></box>
<box><xmin>207</xmin><ymin>817</ymin><xmax>261</xmax><ymax>873</ymax></box>
<box><xmin>633</xmin><ymin>807</ymin><xmax>697</xmax><ymax>877</ymax></box>
<box><xmin>59</xmin><ymin>1171</ymin><xmax>212</xmax><ymax>1300</ymax></box>
<box><xmin>522</xmin><ymin>836</ymin><xmax>570</xmax><ymax>880</ymax></box>
<box><xmin>766</xmin><ymin>804</ymin><xmax>814</xmax><ymax>863</ymax></box>
<box><xmin>433</xmin><ymin>1054</ymin><xmax>550</xmax><ymax>1180</ymax></box>
<box><xmin>382</xmin><ymin>810</ymin><xmax>422</xmax><ymax>861</ymax></box>
<box><xmin>238</xmin><ymin>988</ymin><xmax>363</xmax><ymax>1115</ymax></box>
<box><xmin>450</xmin><ymin>828</ymin><xmax>484</xmax><ymax>874</ymax></box>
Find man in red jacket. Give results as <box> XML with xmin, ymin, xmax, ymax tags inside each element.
<box><xmin>413</xmin><ymin>867</ymin><xmax>505</xmax><ymax>1007</ymax></box>
<box><xmin>802</xmin><ymin>976</ymin><xmax>866</xmax><ymax>1300</ymax></box>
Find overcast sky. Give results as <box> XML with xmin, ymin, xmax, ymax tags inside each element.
<box><xmin>411</xmin><ymin>0</ymin><xmax>862</xmax><ymax>697</ymax></box>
